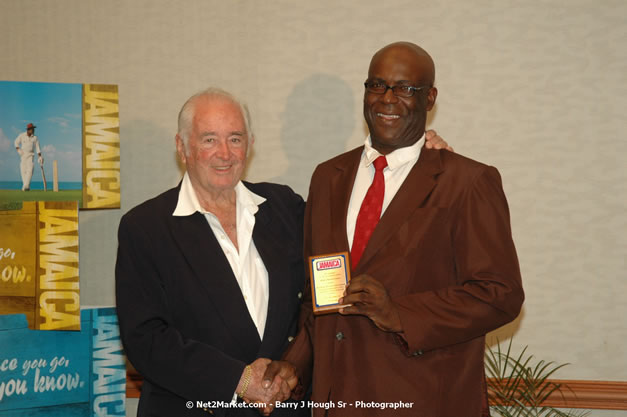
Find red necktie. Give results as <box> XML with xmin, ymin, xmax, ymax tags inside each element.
<box><xmin>351</xmin><ymin>155</ymin><xmax>388</xmax><ymax>269</ymax></box>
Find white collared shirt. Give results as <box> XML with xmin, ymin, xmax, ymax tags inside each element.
<box><xmin>346</xmin><ymin>134</ymin><xmax>425</xmax><ymax>248</ymax></box>
<box><xmin>173</xmin><ymin>173</ymin><xmax>270</xmax><ymax>339</ymax></box>
<box><xmin>14</xmin><ymin>132</ymin><xmax>41</xmax><ymax>157</ymax></box>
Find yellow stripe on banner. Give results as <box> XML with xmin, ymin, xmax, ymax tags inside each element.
<box><xmin>82</xmin><ymin>84</ymin><xmax>120</xmax><ymax>209</ymax></box>
<box><xmin>37</xmin><ymin>201</ymin><xmax>80</xmax><ymax>330</ymax></box>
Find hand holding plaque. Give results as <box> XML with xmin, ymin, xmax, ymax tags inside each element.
<box><xmin>309</xmin><ymin>252</ymin><xmax>351</xmax><ymax>315</ymax></box>
<box><xmin>338</xmin><ymin>274</ymin><xmax>403</xmax><ymax>332</ymax></box>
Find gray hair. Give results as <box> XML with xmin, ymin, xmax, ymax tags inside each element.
<box><xmin>177</xmin><ymin>87</ymin><xmax>254</xmax><ymax>144</ymax></box>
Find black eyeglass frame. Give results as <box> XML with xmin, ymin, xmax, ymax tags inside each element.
<box><xmin>364</xmin><ymin>81</ymin><xmax>431</xmax><ymax>98</ymax></box>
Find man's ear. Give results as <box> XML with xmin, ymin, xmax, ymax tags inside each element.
<box><xmin>426</xmin><ymin>87</ymin><xmax>438</xmax><ymax>111</ymax></box>
<box><xmin>175</xmin><ymin>134</ymin><xmax>187</xmax><ymax>164</ymax></box>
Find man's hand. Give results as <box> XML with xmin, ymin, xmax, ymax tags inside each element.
<box><xmin>424</xmin><ymin>129</ymin><xmax>454</xmax><ymax>152</ymax></box>
<box><xmin>236</xmin><ymin>359</ymin><xmax>278</xmax><ymax>409</ymax></box>
<box><xmin>16</xmin><ymin>148</ymin><xmax>22</xmax><ymax>156</ymax></box>
<box><xmin>259</xmin><ymin>360</ymin><xmax>299</xmax><ymax>415</ymax></box>
<box><xmin>38</xmin><ymin>155</ymin><xmax>44</xmax><ymax>165</ymax></box>
<box><xmin>236</xmin><ymin>358</ymin><xmax>297</xmax><ymax>416</ymax></box>
<box><xmin>338</xmin><ymin>275</ymin><xmax>402</xmax><ymax>332</ymax></box>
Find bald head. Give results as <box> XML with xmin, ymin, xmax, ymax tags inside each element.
<box><xmin>370</xmin><ymin>42</ymin><xmax>435</xmax><ymax>86</ymax></box>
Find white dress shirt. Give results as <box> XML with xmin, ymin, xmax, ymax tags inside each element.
<box><xmin>14</xmin><ymin>132</ymin><xmax>41</xmax><ymax>158</ymax></box>
<box><xmin>346</xmin><ymin>134</ymin><xmax>425</xmax><ymax>249</ymax></box>
<box><xmin>173</xmin><ymin>173</ymin><xmax>270</xmax><ymax>339</ymax></box>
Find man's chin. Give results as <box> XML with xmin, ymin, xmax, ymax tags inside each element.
<box><xmin>371</xmin><ymin>133</ymin><xmax>403</xmax><ymax>149</ymax></box>
<box><xmin>207</xmin><ymin>178</ymin><xmax>239</xmax><ymax>191</ymax></box>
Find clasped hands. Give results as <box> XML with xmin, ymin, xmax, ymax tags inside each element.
<box><xmin>236</xmin><ymin>358</ymin><xmax>298</xmax><ymax>416</ymax></box>
<box><xmin>237</xmin><ymin>275</ymin><xmax>399</xmax><ymax>415</ymax></box>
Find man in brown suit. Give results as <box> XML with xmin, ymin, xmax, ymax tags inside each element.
<box><xmin>265</xmin><ymin>41</ymin><xmax>524</xmax><ymax>416</ymax></box>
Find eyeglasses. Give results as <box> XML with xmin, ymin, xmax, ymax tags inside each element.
<box><xmin>364</xmin><ymin>81</ymin><xmax>430</xmax><ymax>98</ymax></box>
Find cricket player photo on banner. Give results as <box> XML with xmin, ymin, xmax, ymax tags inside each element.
<box><xmin>0</xmin><ymin>80</ymin><xmax>120</xmax><ymax>209</ymax></box>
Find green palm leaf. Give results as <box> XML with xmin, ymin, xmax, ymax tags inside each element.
<box><xmin>485</xmin><ymin>338</ymin><xmax>589</xmax><ymax>417</ymax></box>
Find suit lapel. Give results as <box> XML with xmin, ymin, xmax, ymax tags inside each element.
<box><xmin>356</xmin><ymin>148</ymin><xmax>444</xmax><ymax>271</ymax></box>
<box><xmin>330</xmin><ymin>148</ymin><xmax>362</xmax><ymax>252</ymax></box>
<box><xmin>168</xmin><ymin>208</ymin><xmax>262</xmax><ymax>353</ymax></box>
<box><xmin>251</xmin><ymin>199</ymin><xmax>291</xmax><ymax>357</ymax></box>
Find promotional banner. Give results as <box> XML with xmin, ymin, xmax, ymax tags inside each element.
<box><xmin>0</xmin><ymin>308</ymin><xmax>126</xmax><ymax>416</ymax></box>
<box><xmin>0</xmin><ymin>81</ymin><xmax>120</xmax><ymax>209</ymax></box>
<box><xmin>0</xmin><ymin>201</ymin><xmax>80</xmax><ymax>330</ymax></box>
<box><xmin>82</xmin><ymin>84</ymin><xmax>120</xmax><ymax>209</ymax></box>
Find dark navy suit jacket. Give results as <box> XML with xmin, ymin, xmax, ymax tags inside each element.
<box><xmin>115</xmin><ymin>182</ymin><xmax>309</xmax><ymax>416</ymax></box>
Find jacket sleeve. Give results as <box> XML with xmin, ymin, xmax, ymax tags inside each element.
<box><xmin>392</xmin><ymin>166</ymin><xmax>524</xmax><ymax>355</ymax></box>
<box><xmin>281</xmin><ymin>174</ymin><xmax>317</xmax><ymax>397</ymax></box>
<box><xmin>115</xmin><ymin>214</ymin><xmax>246</xmax><ymax>402</ymax></box>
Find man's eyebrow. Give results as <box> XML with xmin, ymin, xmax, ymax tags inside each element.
<box><xmin>389</xmin><ymin>79</ymin><xmax>413</xmax><ymax>85</ymax></box>
<box><xmin>368</xmin><ymin>77</ymin><xmax>413</xmax><ymax>85</ymax></box>
<box><xmin>199</xmin><ymin>131</ymin><xmax>245</xmax><ymax>137</ymax></box>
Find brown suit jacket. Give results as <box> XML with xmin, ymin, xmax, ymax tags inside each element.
<box><xmin>284</xmin><ymin>146</ymin><xmax>524</xmax><ymax>417</ymax></box>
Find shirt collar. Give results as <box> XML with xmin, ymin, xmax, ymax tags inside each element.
<box><xmin>172</xmin><ymin>172</ymin><xmax>266</xmax><ymax>217</ymax></box>
<box><xmin>363</xmin><ymin>133</ymin><xmax>425</xmax><ymax>171</ymax></box>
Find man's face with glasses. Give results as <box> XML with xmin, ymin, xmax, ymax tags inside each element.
<box><xmin>363</xmin><ymin>45</ymin><xmax>437</xmax><ymax>155</ymax></box>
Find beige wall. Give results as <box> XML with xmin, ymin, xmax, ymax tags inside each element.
<box><xmin>2</xmin><ymin>0</ymin><xmax>626</xmax><ymax>414</ymax></box>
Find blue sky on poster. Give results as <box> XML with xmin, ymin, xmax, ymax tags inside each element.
<box><xmin>0</xmin><ymin>81</ymin><xmax>82</xmax><ymax>183</ymax></box>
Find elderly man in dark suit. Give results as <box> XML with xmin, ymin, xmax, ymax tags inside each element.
<box><xmin>115</xmin><ymin>89</ymin><xmax>308</xmax><ymax>417</ymax></box>
<box><xmin>267</xmin><ymin>42</ymin><xmax>525</xmax><ymax>416</ymax></box>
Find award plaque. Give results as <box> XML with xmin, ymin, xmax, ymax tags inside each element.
<box><xmin>309</xmin><ymin>251</ymin><xmax>351</xmax><ymax>315</ymax></box>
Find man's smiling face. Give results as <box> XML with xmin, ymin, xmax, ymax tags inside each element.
<box><xmin>176</xmin><ymin>96</ymin><xmax>251</xmax><ymax>194</ymax></box>
<box><xmin>363</xmin><ymin>43</ymin><xmax>437</xmax><ymax>155</ymax></box>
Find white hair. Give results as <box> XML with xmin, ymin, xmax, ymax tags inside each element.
<box><xmin>177</xmin><ymin>87</ymin><xmax>254</xmax><ymax>145</ymax></box>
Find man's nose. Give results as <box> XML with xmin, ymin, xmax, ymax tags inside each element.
<box><xmin>215</xmin><ymin>140</ymin><xmax>230</xmax><ymax>159</ymax></box>
<box><xmin>382</xmin><ymin>87</ymin><xmax>399</xmax><ymax>103</ymax></box>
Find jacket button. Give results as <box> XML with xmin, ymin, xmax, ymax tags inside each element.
<box><xmin>412</xmin><ymin>350</ymin><xmax>423</xmax><ymax>356</ymax></box>
<box><xmin>336</xmin><ymin>332</ymin><xmax>344</xmax><ymax>341</ymax></box>
<box><xmin>288</xmin><ymin>336</ymin><xmax>294</xmax><ymax>342</ymax></box>
<box><xmin>297</xmin><ymin>292</ymin><xmax>303</xmax><ymax>299</ymax></box>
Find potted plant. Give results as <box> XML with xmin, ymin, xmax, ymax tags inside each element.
<box><xmin>485</xmin><ymin>338</ymin><xmax>589</xmax><ymax>417</ymax></box>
